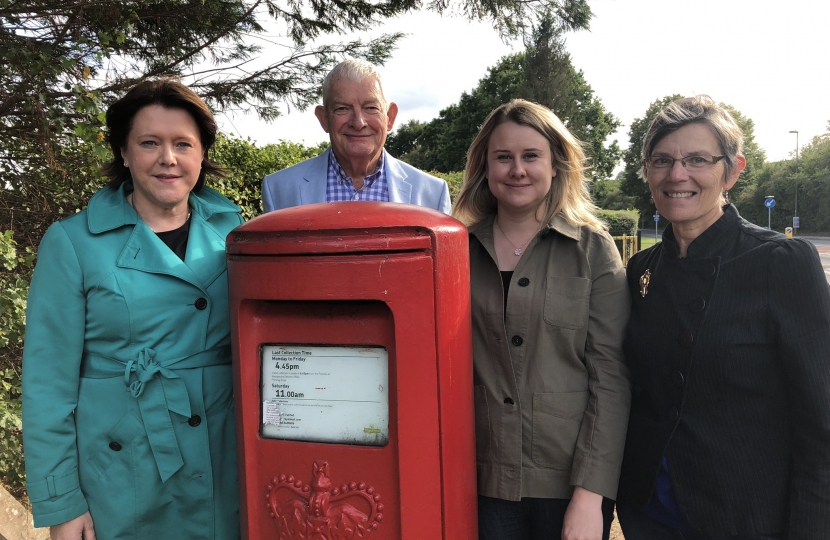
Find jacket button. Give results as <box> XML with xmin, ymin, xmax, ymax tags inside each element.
<box><xmin>702</xmin><ymin>263</ymin><xmax>716</xmax><ymax>278</ymax></box>
<box><xmin>672</xmin><ymin>370</ymin><xmax>685</xmax><ymax>388</ymax></box>
<box><xmin>195</xmin><ymin>298</ymin><xmax>208</xmax><ymax>310</ymax></box>
<box><xmin>503</xmin><ymin>397</ymin><xmax>514</xmax><ymax>405</ymax></box>
<box><xmin>517</xmin><ymin>277</ymin><xmax>530</xmax><ymax>287</ymax></box>
<box><xmin>679</xmin><ymin>330</ymin><xmax>693</xmax><ymax>348</ymax></box>
<box><xmin>188</xmin><ymin>414</ymin><xmax>202</xmax><ymax>427</ymax></box>
<box><xmin>689</xmin><ymin>298</ymin><xmax>706</xmax><ymax>312</ymax></box>
<box><xmin>668</xmin><ymin>407</ymin><xmax>680</xmax><ymax>421</ymax></box>
<box><xmin>109</xmin><ymin>441</ymin><xmax>122</xmax><ymax>451</ymax></box>
<box><xmin>511</xmin><ymin>335</ymin><xmax>523</xmax><ymax>346</ymax></box>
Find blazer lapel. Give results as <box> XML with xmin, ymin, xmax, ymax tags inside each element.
<box><xmin>385</xmin><ymin>154</ymin><xmax>412</xmax><ymax>204</ymax></box>
<box><xmin>300</xmin><ymin>150</ymin><xmax>330</xmax><ymax>205</ymax></box>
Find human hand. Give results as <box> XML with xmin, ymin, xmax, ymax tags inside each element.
<box><xmin>50</xmin><ymin>512</ymin><xmax>96</xmax><ymax>540</ymax></box>
<box><xmin>561</xmin><ymin>486</ymin><xmax>603</xmax><ymax>540</ymax></box>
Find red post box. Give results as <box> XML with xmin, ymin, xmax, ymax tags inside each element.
<box><xmin>227</xmin><ymin>202</ymin><xmax>477</xmax><ymax>540</ymax></box>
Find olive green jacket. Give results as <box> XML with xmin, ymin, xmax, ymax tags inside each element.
<box><xmin>22</xmin><ymin>183</ymin><xmax>243</xmax><ymax>538</ymax></box>
<box><xmin>469</xmin><ymin>214</ymin><xmax>631</xmax><ymax>501</ymax></box>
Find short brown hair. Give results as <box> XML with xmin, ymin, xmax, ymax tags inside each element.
<box><xmin>102</xmin><ymin>77</ymin><xmax>224</xmax><ymax>190</ymax></box>
<box><xmin>640</xmin><ymin>95</ymin><xmax>745</xmax><ymax>182</ymax></box>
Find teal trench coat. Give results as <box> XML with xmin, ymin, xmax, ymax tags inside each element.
<box><xmin>22</xmin><ymin>183</ymin><xmax>243</xmax><ymax>539</ymax></box>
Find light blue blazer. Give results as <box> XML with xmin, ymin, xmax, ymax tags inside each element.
<box><xmin>261</xmin><ymin>148</ymin><xmax>451</xmax><ymax>214</ymax></box>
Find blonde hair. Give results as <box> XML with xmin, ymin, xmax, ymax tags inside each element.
<box><xmin>453</xmin><ymin>99</ymin><xmax>604</xmax><ymax>230</ymax></box>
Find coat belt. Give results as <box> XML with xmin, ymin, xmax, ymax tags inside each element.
<box><xmin>81</xmin><ymin>345</ymin><xmax>231</xmax><ymax>482</ymax></box>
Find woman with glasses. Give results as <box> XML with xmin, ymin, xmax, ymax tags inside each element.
<box><xmin>454</xmin><ymin>99</ymin><xmax>631</xmax><ymax>540</ymax></box>
<box><xmin>616</xmin><ymin>95</ymin><xmax>830</xmax><ymax>539</ymax></box>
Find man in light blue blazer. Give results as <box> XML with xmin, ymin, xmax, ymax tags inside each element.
<box><xmin>262</xmin><ymin>59</ymin><xmax>451</xmax><ymax>214</ymax></box>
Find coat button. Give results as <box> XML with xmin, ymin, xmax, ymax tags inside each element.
<box><xmin>672</xmin><ymin>371</ymin><xmax>685</xmax><ymax>388</ymax></box>
<box><xmin>195</xmin><ymin>298</ymin><xmax>208</xmax><ymax>310</ymax></box>
<box><xmin>517</xmin><ymin>278</ymin><xmax>530</xmax><ymax>287</ymax></box>
<box><xmin>503</xmin><ymin>397</ymin><xmax>515</xmax><ymax>405</ymax></box>
<box><xmin>702</xmin><ymin>263</ymin><xmax>716</xmax><ymax>278</ymax></box>
<box><xmin>188</xmin><ymin>414</ymin><xmax>202</xmax><ymax>427</ymax></box>
<box><xmin>689</xmin><ymin>298</ymin><xmax>706</xmax><ymax>312</ymax></box>
<box><xmin>668</xmin><ymin>407</ymin><xmax>680</xmax><ymax>421</ymax></box>
<box><xmin>511</xmin><ymin>335</ymin><xmax>523</xmax><ymax>346</ymax></box>
<box><xmin>109</xmin><ymin>441</ymin><xmax>122</xmax><ymax>451</ymax></box>
<box><xmin>679</xmin><ymin>330</ymin><xmax>694</xmax><ymax>348</ymax></box>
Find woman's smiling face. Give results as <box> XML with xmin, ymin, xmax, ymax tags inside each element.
<box><xmin>486</xmin><ymin>121</ymin><xmax>556</xmax><ymax>217</ymax></box>
<box><xmin>646</xmin><ymin>122</ymin><xmax>743</xmax><ymax>238</ymax></box>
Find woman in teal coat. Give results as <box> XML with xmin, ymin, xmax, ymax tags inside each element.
<box><xmin>22</xmin><ymin>79</ymin><xmax>243</xmax><ymax>539</ymax></box>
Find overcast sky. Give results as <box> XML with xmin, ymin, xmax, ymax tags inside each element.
<box><xmin>216</xmin><ymin>0</ymin><xmax>830</xmax><ymax>166</ymax></box>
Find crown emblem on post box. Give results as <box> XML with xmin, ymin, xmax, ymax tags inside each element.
<box><xmin>266</xmin><ymin>461</ymin><xmax>384</xmax><ymax>539</ymax></box>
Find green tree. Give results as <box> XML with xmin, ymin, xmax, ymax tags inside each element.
<box><xmin>591</xmin><ymin>178</ymin><xmax>636</xmax><ymax>210</ymax></box>
<box><xmin>386</xmin><ymin>17</ymin><xmax>621</xmax><ymax>180</ymax></box>
<box><xmin>736</xmin><ymin>125</ymin><xmax>830</xmax><ymax>231</ymax></box>
<box><xmin>1</xmin><ymin>0</ymin><xmax>594</xmax><ymax>170</ymax></box>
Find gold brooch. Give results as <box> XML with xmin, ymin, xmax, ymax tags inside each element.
<box><xmin>639</xmin><ymin>269</ymin><xmax>651</xmax><ymax>298</ymax></box>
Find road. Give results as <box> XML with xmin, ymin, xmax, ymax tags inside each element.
<box><xmin>639</xmin><ymin>231</ymin><xmax>830</xmax><ymax>283</ymax></box>
<box><xmin>802</xmin><ymin>236</ymin><xmax>830</xmax><ymax>283</ymax></box>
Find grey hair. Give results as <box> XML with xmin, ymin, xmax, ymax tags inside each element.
<box><xmin>640</xmin><ymin>95</ymin><xmax>745</xmax><ymax>183</ymax></box>
<box><xmin>321</xmin><ymin>59</ymin><xmax>387</xmax><ymax>109</ymax></box>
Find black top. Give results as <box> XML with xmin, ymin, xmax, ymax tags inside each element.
<box><xmin>155</xmin><ymin>215</ymin><xmax>191</xmax><ymax>261</ymax></box>
<box><xmin>500</xmin><ymin>270</ymin><xmax>513</xmax><ymax>311</ymax></box>
<box><xmin>618</xmin><ymin>204</ymin><xmax>830</xmax><ymax>537</ymax></box>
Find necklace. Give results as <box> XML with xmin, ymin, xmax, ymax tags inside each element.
<box><xmin>494</xmin><ymin>218</ymin><xmax>537</xmax><ymax>256</ymax></box>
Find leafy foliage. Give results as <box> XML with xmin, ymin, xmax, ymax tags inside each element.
<box><xmin>1</xmin><ymin>0</ymin><xmax>593</xmax><ymax>180</ymax></box>
<box><xmin>0</xmin><ymin>232</ymin><xmax>33</xmax><ymax>494</ymax></box>
<box><xmin>211</xmin><ymin>135</ymin><xmax>327</xmax><ymax>219</ymax></box>
<box><xmin>386</xmin><ymin>16</ymin><xmax>621</xmax><ymax>181</ymax></box>
<box><xmin>736</xmin><ymin>126</ymin><xmax>830</xmax><ymax>231</ymax></box>
<box><xmin>591</xmin><ymin>179</ymin><xmax>637</xmax><ymax>211</ymax></box>
<box><xmin>597</xmin><ymin>209</ymin><xmax>638</xmax><ymax>236</ymax></box>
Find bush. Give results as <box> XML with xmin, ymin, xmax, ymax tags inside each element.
<box><xmin>0</xmin><ymin>231</ymin><xmax>33</xmax><ymax>495</ymax></box>
<box><xmin>211</xmin><ymin>135</ymin><xmax>327</xmax><ymax>220</ymax></box>
<box><xmin>597</xmin><ymin>209</ymin><xmax>639</xmax><ymax>236</ymax></box>
<box><xmin>428</xmin><ymin>171</ymin><xmax>464</xmax><ymax>203</ymax></box>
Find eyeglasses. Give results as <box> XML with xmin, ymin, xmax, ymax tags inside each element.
<box><xmin>644</xmin><ymin>155</ymin><xmax>726</xmax><ymax>170</ymax></box>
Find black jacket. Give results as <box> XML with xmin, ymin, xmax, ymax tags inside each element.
<box><xmin>618</xmin><ymin>205</ymin><xmax>830</xmax><ymax>538</ymax></box>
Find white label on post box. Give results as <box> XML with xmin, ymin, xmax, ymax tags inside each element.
<box><xmin>260</xmin><ymin>345</ymin><xmax>389</xmax><ymax>446</ymax></box>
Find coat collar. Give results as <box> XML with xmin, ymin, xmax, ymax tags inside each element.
<box><xmin>468</xmin><ymin>213</ymin><xmax>581</xmax><ymax>241</ymax></box>
<box><xmin>87</xmin><ymin>182</ymin><xmax>240</xmax><ymax>234</ymax></box>
<box><xmin>468</xmin><ymin>213</ymin><xmax>580</xmax><ymax>265</ymax></box>
<box><xmin>662</xmin><ymin>203</ymin><xmax>741</xmax><ymax>259</ymax></box>
<box><xmin>88</xmin><ymin>183</ymin><xmax>239</xmax><ymax>290</ymax></box>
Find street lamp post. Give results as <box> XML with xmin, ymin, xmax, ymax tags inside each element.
<box><xmin>789</xmin><ymin>130</ymin><xmax>799</xmax><ymax>233</ymax></box>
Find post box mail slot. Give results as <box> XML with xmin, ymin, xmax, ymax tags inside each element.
<box><xmin>227</xmin><ymin>202</ymin><xmax>476</xmax><ymax>540</ymax></box>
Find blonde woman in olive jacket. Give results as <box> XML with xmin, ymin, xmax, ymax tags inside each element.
<box><xmin>454</xmin><ymin>100</ymin><xmax>631</xmax><ymax>540</ymax></box>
